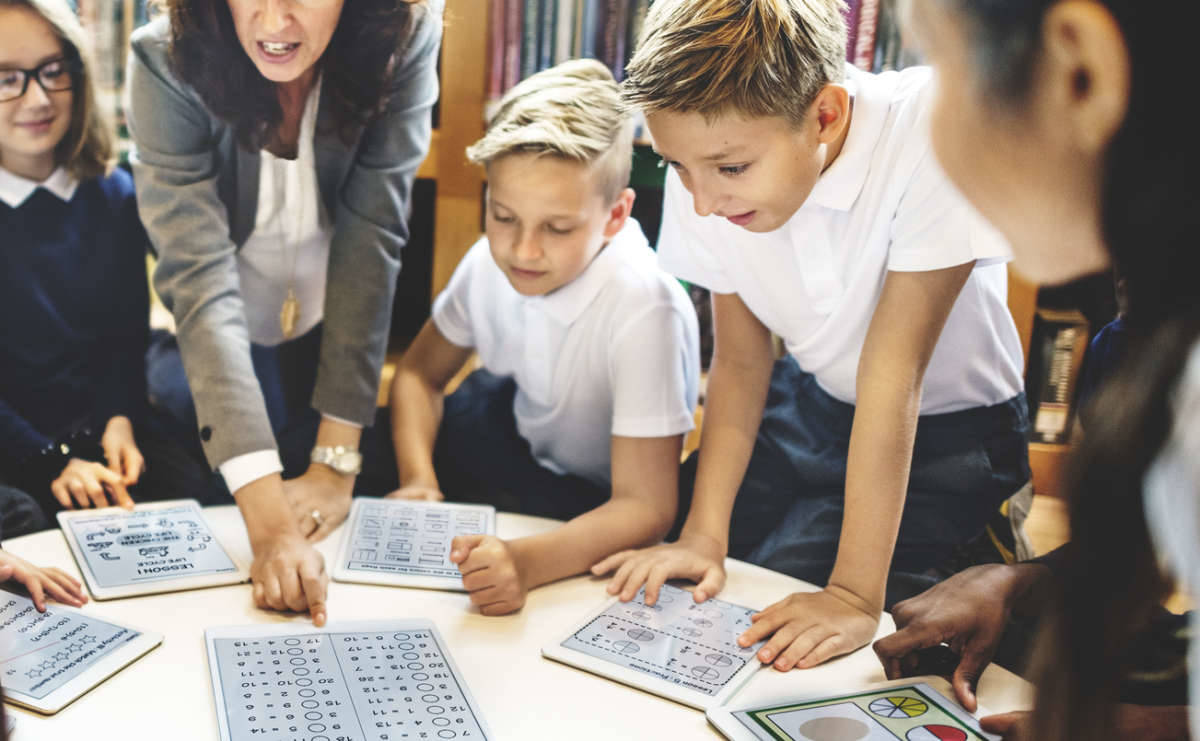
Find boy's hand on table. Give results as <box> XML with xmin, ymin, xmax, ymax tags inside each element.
<box><xmin>284</xmin><ymin>466</ymin><xmax>354</xmax><ymax>542</ymax></box>
<box><xmin>591</xmin><ymin>533</ymin><xmax>727</xmax><ymax>606</ymax></box>
<box><xmin>451</xmin><ymin>534</ymin><xmax>527</xmax><ymax>616</ymax></box>
<box><xmin>740</xmin><ymin>585</ymin><xmax>880</xmax><ymax>671</ymax></box>
<box><xmin>101</xmin><ymin>415</ymin><xmax>145</xmax><ymax>489</ymax></box>
<box><xmin>385</xmin><ymin>484</ymin><xmax>444</xmax><ymax>502</ymax></box>
<box><xmin>0</xmin><ymin>552</ymin><xmax>87</xmax><ymax>612</ymax></box>
<box><xmin>872</xmin><ymin>563</ymin><xmax>1047</xmax><ymax>712</ymax></box>
<box><xmin>51</xmin><ymin>458</ymin><xmax>133</xmax><ymax>509</ymax></box>
<box><xmin>249</xmin><ymin>531</ymin><xmax>329</xmax><ymax>626</ymax></box>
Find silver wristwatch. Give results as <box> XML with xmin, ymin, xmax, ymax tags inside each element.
<box><xmin>310</xmin><ymin>445</ymin><xmax>363</xmax><ymax>475</ymax></box>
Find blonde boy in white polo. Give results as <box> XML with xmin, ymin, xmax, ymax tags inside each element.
<box><xmin>595</xmin><ymin>0</ymin><xmax>1029</xmax><ymax>670</ymax></box>
<box><xmin>386</xmin><ymin>60</ymin><xmax>700</xmax><ymax>616</ymax></box>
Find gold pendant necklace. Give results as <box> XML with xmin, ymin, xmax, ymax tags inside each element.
<box><xmin>273</xmin><ymin>155</ymin><xmax>303</xmax><ymax>340</ymax></box>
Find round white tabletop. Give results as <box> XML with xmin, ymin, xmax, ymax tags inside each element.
<box><xmin>2</xmin><ymin>505</ymin><xmax>1032</xmax><ymax>739</ymax></box>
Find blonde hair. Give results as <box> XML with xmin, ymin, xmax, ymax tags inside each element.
<box><xmin>467</xmin><ymin>59</ymin><xmax>633</xmax><ymax>203</ymax></box>
<box><xmin>623</xmin><ymin>0</ymin><xmax>847</xmax><ymax>126</ymax></box>
<box><xmin>0</xmin><ymin>0</ymin><xmax>114</xmax><ymax>179</ymax></box>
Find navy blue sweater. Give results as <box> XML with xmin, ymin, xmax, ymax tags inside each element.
<box><xmin>0</xmin><ymin>168</ymin><xmax>150</xmax><ymax>472</ymax></box>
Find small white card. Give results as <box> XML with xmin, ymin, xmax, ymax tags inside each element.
<box><xmin>0</xmin><ymin>589</ymin><xmax>161</xmax><ymax>714</ymax></box>
<box><xmin>707</xmin><ymin>678</ymin><xmax>1001</xmax><ymax>741</ymax></box>
<box><xmin>205</xmin><ymin>619</ymin><xmax>492</xmax><ymax>741</ymax></box>
<box><xmin>57</xmin><ymin>499</ymin><xmax>248</xmax><ymax>600</ymax></box>
<box><xmin>332</xmin><ymin>498</ymin><xmax>495</xmax><ymax>591</ymax></box>
<box><xmin>542</xmin><ymin>583</ymin><xmax>765</xmax><ymax>710</ymax></box>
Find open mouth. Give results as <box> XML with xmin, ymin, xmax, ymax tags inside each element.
<box><xmin>258</xmin><ymin>41</ymin><xmax>300</xmax><ymax>58</ymax></box>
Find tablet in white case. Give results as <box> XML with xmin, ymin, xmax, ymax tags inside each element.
<box><xmin>0</xmin><ymin>590</ymin><xmax>162</xmax><ymax>714</ymax></box>
<box><xmin>707</xmin><ymin>677</ymin><xmax>1001</xmax><ymax>741</ymax></box>
<box><xmin>332</xmin><ymin>498</ymin><xmax>495</xmax><ymax>591</ymax></box>
<box><xmin>57</xmin><ymin>499</ymin><xmax>248</xmax><ymax>600</ymax></box>
<box><xmin>542</xmin><ymin>583</ymin><xmax>765</xmax><ymax>710</ymax></box>
<box><xmin>206</xmin><ymin>619</ymin><xmax>493</xmax><ymax>741</ymax></box>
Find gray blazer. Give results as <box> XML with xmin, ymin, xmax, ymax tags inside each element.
<box><xmin>126</xmin><ymin>5</ymin><xmax>442</xmax><ymax>469</ymax></box>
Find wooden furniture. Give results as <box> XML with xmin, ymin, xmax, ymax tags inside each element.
<box><xmin>3</xmin><ymin>506</ymin><xmax>1033</xmax><ymax>739</ymax></box>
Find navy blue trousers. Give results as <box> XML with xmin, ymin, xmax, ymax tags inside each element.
<box><xmin>675</xmin><ymin>357</ymin><xmax>1031</xmax><ymax>605</ymax></box>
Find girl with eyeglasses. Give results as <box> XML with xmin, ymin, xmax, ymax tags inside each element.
<box><xmin>125</xmin><ymin>0</ymin><xmax>441</xmax><ymax>623</ymax></box>
<box><xmin>0</xmin><ymin>0</ymin><xmax>204</xmax><ymax>517</ymax></box>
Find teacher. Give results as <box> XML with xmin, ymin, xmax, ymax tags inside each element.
<box><xmin>126</xmin><ymin>0</ymin><xmax>441</xmax><ymax>622</ymax></box>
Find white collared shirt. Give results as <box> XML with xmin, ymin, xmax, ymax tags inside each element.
<box><xmin>432</xmin><ymin>218</ymin><xmax>700</xmax><ymax>486</ymax></box>
<box><xmin>658</xmin><ymin>64</ymin><xmax>1024</xmax><ymax>414</ymax></box>
<box><xmin>0</xmin><ymin>166</ymin><xmax>78</xmax><ymax>207</ymax></box>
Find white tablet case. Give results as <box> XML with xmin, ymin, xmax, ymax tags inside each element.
<box><xmin>332</xmin><ymin>498</ymin><xmax>496</xmax><ymax>591</ymax></box>
<box><xmin>542</xmin><ymin>583</ymin><xmax>765</xmax><ymax>710</ymax></box>
<box><xmin>57</xmin><ymin>499</ymin><xmax>248</xmax><ymax>600</ymax></box>
<box><xmin>0</xmin><ymin>589</ymin><xmax>162</xmax><ymax>714</ymax></box>
<box><xmin>205</xmin><ymin>619</ymin><xmax>493</xmax><ymax>741</ymax></box>
<box><xmin>706</xmin><ymin>677</ymin><xmax>1001</xmax><ymax>741</ymax></box>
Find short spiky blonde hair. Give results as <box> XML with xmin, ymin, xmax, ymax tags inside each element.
<box><xmin>0</xmin><ymin>0</ymin><xmax>114</xmax><ymax>179</ymax></box>
<box><xmin>467</xmin><ymin>59</ymin><xmax>633</xmax><ymax>203</ymax></box>
<box><xmin>623</xmin><ymin>0</ymin><xmax>847</xmax><ymax>126</ymax></box>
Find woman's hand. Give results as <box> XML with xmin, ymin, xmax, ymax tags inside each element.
<box><xmin>0</xmin><ymin>551</ymin><xmax>87</xmax><ymax>611</ymax></box>
<box><xmin>50</xmin><ymin>458</ymin><xmax>133</xmax><ymax>509</ymax></box>
<box><xmin>101</xmin><ymin>415</ymin><xmax>145</xmax><ymax>489</ymax></box>
<box><xmin>284</xmin><ymin>466</ymin><xmax>354</xmax><ymax>542</ymax></box>
<box><xmin>248</xmin><ymin>530</ymin><xmax>329</xmax><ymax>626</ymax></box>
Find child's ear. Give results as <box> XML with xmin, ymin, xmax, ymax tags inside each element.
<box><xmin>602</xmin><ymin>187</ymin><xmax>637</xmax><ymax>239</ymax></box>
<box><xmin>814</xmin><ymin>83</ymin><xmax>851</xmax><ymax>144</ymax></box>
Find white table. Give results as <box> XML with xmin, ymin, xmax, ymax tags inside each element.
<box><xmin>3</xmin><ymin>505</ymin><xmax>1032</xmax><ymax>739</ymax></box>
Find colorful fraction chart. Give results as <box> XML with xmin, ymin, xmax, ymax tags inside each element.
<box><xmin>206</xmin><ymin>620</ymin><xmax>491</xmax><ymax>741</ymax></box>
<box><xmin>58</xmin><ymin>499</ymin><xmax>245</xmax><ymax>599</ymax></box>
<box><xmin>333</xmin><ymin>499</ymin><xmax>495</xmax><ymax>591</ymax></box>
<box><xmin>544</xmin><ymin>583</ymin><xmax>764</xmax><ymax>709</ymax></box>
<box><xmin>723</xmin><ymin>683</ymin><xmax>994</xmax><ymax>741</ymax></box>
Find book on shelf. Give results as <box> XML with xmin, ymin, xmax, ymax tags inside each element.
<box><xmin>1025</xmin><ymin>308</ymin><xmax>1091</xmax><ymax>445</ymax></box>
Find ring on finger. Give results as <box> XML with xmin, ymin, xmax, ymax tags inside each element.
<box><xmin>310</xmin><ymin>509</ymin><xmax>324</xmax><ymax>528</ymax></box>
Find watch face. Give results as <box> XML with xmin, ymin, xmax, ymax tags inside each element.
<box><xmin>334</xmin><ymin>450</ymin><xmax>363</xmax><ymax>474</ymax></box>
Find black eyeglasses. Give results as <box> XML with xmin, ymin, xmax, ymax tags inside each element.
<box><xmin>0</xmin><ymin>57</ymin><xmax>78</xmax><ymax>104</ymax></box>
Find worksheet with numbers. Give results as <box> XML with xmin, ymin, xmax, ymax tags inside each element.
<box><xmin>543</xmin><ymin>583</ymin><xmax>765</xmax><ymax>710</ymax></box>
<box><xmin>332</xmin><ymin>499</ymin><xmax>495</xmax><ymax>591</ymax></box>
<box><xmin>206</xmin><ymin>620</ymin><xmax>492</xmax><ymax>741</ymax></box>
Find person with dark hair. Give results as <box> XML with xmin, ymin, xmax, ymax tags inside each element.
<box><xmin>125</xmin><ymin>0</ymin><xmax>442</xmax><ymax>623</ymax></box>
<box><xmin>872</xmin><ymin>1</ymin><xmax>1200</xmax><ymax>739</ymax></box>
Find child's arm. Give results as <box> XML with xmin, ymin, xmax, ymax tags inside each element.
<box><xmin>592</xmin><ymin>292</ymin><xmax>774</xmax><ymax>604</ymax></box>
<box><xmin>738</xmin><ymin>263</ymin><xmax>974</xmax><ymax>671</ymax></box>
<box><xmin>450</xmin><ymin>433</ymin><xmax>683</xmax><ymax>615</ymax></box>
<box><xmin>387</xmin><ymin>319</ymin><xmax>473</xmax><ymax>500</ymax></box>
<box><xmin>0</xmin><ymin>551</ymin><xmax>87</xmax><ymax>612</ymax></box>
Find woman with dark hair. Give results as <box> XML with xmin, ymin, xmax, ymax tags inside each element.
<box><xmin>126</xmin><ymin>0</ymin><xmax>442</xmax><ymax>622</ymax></box>
<box><xmin>871</xmin><ymin>0</ymin><xmax>1200</xmax><ymax>739</ymax></box>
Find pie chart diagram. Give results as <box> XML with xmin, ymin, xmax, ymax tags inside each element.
<box><xmin>868</xmin><ymin>696</ymin><xmax>929</xmax><ymax>719</ymax></box>
<box><xmin>905</xmin><ymin>725</ymin><xmax>969</xmax><ymax>741</ymax></box>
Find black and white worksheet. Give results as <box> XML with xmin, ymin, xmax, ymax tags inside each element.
<box><xmin>206</xmin><ymin>620</ymin><xmax>492</xmax><ymax>740</ymax></box>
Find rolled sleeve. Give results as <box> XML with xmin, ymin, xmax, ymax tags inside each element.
<box><xmin>610</xmin><ymin>303</ymin><xmax>700</xmax><ymax>438</ymax></box>
<box><xmin>887</xmin><ymin>150</ymin><xmax>1012</xmax><ymax>273</ymax></box>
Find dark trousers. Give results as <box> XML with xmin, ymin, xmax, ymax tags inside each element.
<box><xmin>674</xmin><ymin>357</ymin><xmax>1031</xmax><ymax>607</ymax></box>
<box><xmin>373</xmin><ymin>369</ymin><xmax>608</xmax><ymax>520</ymax></box>
<box><xmin>146</xmin><ymin>325</ymin><xmax>395</xmax><ymax>499</ymax></box>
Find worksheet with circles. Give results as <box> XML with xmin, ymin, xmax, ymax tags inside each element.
<box><xmin>332</xmin><ymin>499</ymin><xmax>495</xmax><ymax>591</ymax></box>
<box><xmin>206</xmin><ymin>620</ymin><xmax>492</xmax><ymax>741</ymax></box>
<box><xmin>542</xmin><ymin>583</ymin><xmax>766</xmax><ymax>710</ymax></box>
<box><xmin>57</xmin><ymin>499</ymin><xmax>248</xmax><ymax>600</ymax></box>
<box><xmin>0</xmin><ymin>590</ymin><xmax>162</xmax><ymax>714</ymax></box>
<box><xmin>707</xmin><ymin>679</ymin><xmax>1000</xmax><ymax>741</ymax></box>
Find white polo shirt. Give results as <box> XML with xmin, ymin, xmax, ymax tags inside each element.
<box><xmin>432</xmin><ymin>218</ymin><xmax>700</xmax><ymax>487</ymax></box>
<box><xmin>658</xmin><ymin>64</ymin><xmax>1024</xmax><ymax>414</ymax></box>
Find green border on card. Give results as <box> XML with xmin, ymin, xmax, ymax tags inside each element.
<box><xmin>742</xmin><ymin>685</ymin><xmax>984</xmax><ymax>740</ymax></box>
